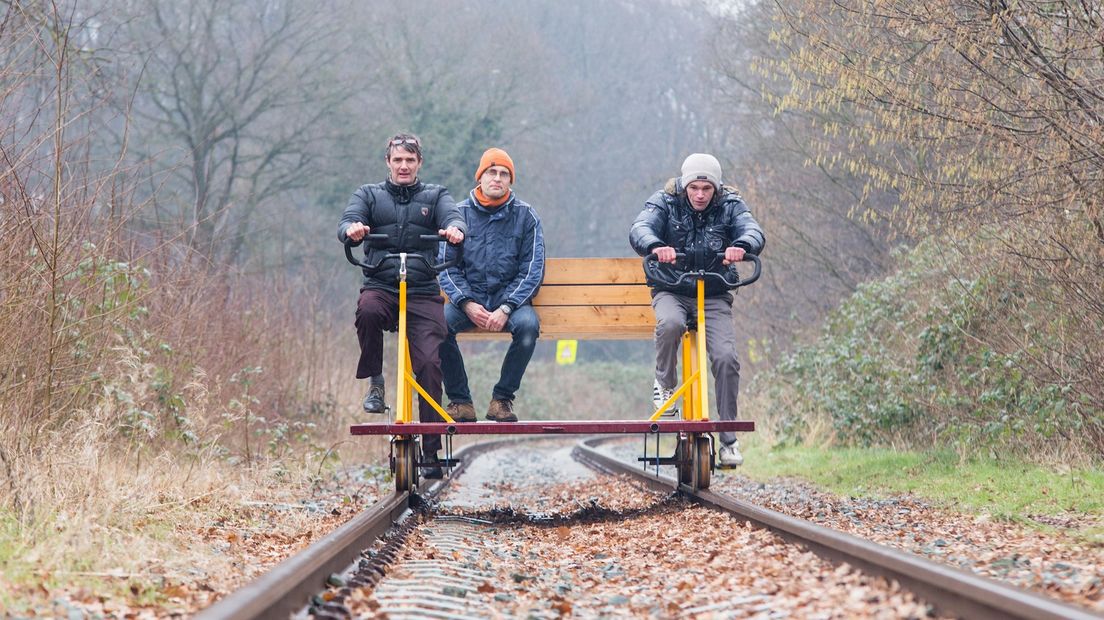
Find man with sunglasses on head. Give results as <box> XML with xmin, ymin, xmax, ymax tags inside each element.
<box><xmin>629</xmin><ymin>153</ymin><xmax>764</xmax><ymax>468</ymax></box>
<box><xmin>338</xmin><ymin>133</ymin><xmax>466</xmax><ymax>478</ymax></box>
<box><xmin>438</xmin><ymin>148</ymin><xmax>545</xmax><ymax>423</ymax></box>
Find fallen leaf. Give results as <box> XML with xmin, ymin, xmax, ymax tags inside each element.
<box><xmin>162</xmin><ymin>584</ymin><xmax>189</xmax><ymax>599</ymax></box>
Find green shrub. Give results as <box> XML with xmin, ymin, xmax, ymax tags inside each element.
<box><xmin>758</xmin><ymin>237</ymin><xmax>1102</xmax><ymax>462</ymax></box>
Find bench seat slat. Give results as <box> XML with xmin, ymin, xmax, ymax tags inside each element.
<box><xmin>535</xmin><ymin>305</ymin><xmax>654</xmax><ymax>333</ymax></box>
<box><xmin>532</xmin><ymin>284</ymin><xmax>652</xmax><ymax>306</ymax></box>
<box><xmin>542</xmin><ymin>258</ymin><xmax>646</xmax><ymax>285</ymax></box>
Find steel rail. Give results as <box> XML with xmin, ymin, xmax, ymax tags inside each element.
<box><xmin>195</xmin><ymin>441</ymin><xmax>498</xmax><ymax>620</ymax></box>
<box><xmin>574</xmin><ymin>438</ymin><xmax>1102</xmax><ymax>620</ymax></box>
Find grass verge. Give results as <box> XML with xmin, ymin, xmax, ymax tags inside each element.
<box><xmin>737</xmin><ymin>436</ymin><xmax>1104</xmax><ymax>528</ymax></box>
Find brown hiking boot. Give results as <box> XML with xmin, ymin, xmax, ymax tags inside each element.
<box><xmin>486</xmin><ymin>398</ymin><xmax>518</xmax><ymax>422</ymax></box>
<box><xmin>445</xmin><ymin>401</ymin><xmax>477</xmax><ymax>423</ymax></box>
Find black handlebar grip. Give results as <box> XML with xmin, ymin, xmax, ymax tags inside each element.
<box><xmin>642</xmin><ymin>251</ymin><xmax>761</xmax><ymax>289</ymax></box>
<box><xmin>343</xmin><ymin>235</ymin><xmax>464</xmax><ymax>274</ymax></box>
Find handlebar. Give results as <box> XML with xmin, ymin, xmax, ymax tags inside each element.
<box><xmin>643</xmin><ymin>251</ymin><xmax>761</xmax><ymax>289</ymax></box>
<box><xmin>344</xmin><ymin>233</ymin><xmax>462</xmax><ymax>275</ymax></box>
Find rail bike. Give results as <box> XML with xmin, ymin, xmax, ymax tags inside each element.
<box><xmin>345</xmin><ymin>236</ymin><xmax>761</xmax><ymax>493</ymax></box>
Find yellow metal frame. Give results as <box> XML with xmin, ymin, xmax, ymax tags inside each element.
<box><xmin>649</xmin><ymin>279</ymin><xmax>710</xmax><ymax>422</ymax></box>
<box><xmin>389</xmin><ymin>255</ymin><xmax>713</xmax><ymax>425</ymax></box>
<box><xmin>393</xmin><ymin>254</ymin><xmax>455</xmax><ymax>425</ymax></box>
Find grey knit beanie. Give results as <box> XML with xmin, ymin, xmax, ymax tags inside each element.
<box><xmin>680</xmin><ymin>153</ymin><xmax>722</xmax><ymax>190</ymax></box>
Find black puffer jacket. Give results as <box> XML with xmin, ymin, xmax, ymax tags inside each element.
<box><xmin>629</xmin><ymin>178</ymin><xmax>765</xmax><ymax>297</ymax></box>
<box><xmin>338</xmin><ymin>180</ymin><xmax>466</xmax><ymax>295</ymax></box>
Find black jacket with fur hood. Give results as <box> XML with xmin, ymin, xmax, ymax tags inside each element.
<box><xmin>629</xmin><ymin>178</ymin><xmax>765</xmax><ymax>297</ymax></box>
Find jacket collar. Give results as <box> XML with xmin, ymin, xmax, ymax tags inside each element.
<box><xmin>468</xmin><ymin>188</ymin><xmax>514</xmax><ymax>215</ymax></box>
<box><xmin>385</xmin><ymin>178</ymin><xmax>424</xmax><ymax>204</ymax></box>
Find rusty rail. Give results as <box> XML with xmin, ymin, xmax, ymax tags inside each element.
<box><xmin>573</xmin><ymin>438</ymin><xmax>1101</xmax><ymax>620</ymax></box>
<box><xmin>194</xmin><ymin>440</ymin><xmax>502</xmax><ymax>620</ymax></box>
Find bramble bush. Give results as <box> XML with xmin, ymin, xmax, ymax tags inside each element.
<box><xmin>756</xmin><ymin>235</ymin><xmax>1103</xmax><ymax>463</ymax></box>
<box><xmin>1</xmin><ymin>217</ymin><xmax>345</xmax><ymax>521</ymax></box>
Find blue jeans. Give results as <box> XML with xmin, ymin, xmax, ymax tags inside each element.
<box><xmin>440</xmin><ymin>302</ymin><xmax>540</xmax><ymax>403</ymax></box>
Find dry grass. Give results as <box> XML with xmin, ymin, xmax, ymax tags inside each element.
<box><xmin>0</xmin><ymin>442</ymin><xmax>387</xmax><ymax>616</ymax></box>
<box><xmin>0</xmin><ymin>102</ymin><xmax>381</xmax><ymax>615</ymax></box>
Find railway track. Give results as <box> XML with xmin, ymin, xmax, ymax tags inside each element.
<box><xmin>196</xmin><ymin>438</ymin><xmax>1101</xmax><ymax>619</ymax></box>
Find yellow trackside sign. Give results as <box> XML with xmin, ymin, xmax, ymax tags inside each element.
<box><xmin>556</xmin><ymin>339</ymin><xmax>577</xmax><ymax>365</ymax></box>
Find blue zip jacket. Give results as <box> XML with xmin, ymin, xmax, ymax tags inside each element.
<box><xmin>439</xmin><ymin>190</ymin><xmax>545</xmax><ymax>311</ymax></box>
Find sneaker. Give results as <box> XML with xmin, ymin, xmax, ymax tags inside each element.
<box><xmin>362</xmin><ymin>384</ymin><xmax>386</xmax><ymax>414</ymax></box>
<box><xmin>445</xmin><ymin>401</ymin><xmax>478</xmax><ymax>423</ymax></box>
<box><xmin>717</xmin><ymin>441</ymin><xmax>744</xmax><ymax>468</ymax></box>
<box><xmin>486</xmin><ymin>398</ymin><xmax>518</xmax><ymax>422</ymax></box>
<box><xmin>422</xmin><ymin>452</ymin><xmax>444</xmax><ymax>479</ymax></box>
<box><xmin>652</xmin><ymin>379</ymin><xmax>680</xmax><ymax>418</ymax></box>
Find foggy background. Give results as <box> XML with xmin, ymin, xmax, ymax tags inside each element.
<box><xmin>65</xmin><ymin>0</ymin><xmax>890</xmax><ymax>366</ymax></box>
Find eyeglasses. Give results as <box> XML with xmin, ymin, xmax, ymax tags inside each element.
<box><xmin>483</xmin><ymin>169</ymin><xmax>511</xmax><ymax>180</ymax></box>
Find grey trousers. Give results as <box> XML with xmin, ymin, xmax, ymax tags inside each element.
<box><xmin>652</xmin><ymin>291</ymin><xmax>742</xmax><ymax>445</ymax></box>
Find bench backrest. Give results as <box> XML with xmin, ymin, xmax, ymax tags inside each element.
<box><xmin>459</xmin><ymin>257</ymin><xmax>655</xmax><ymax>340</ymax></box>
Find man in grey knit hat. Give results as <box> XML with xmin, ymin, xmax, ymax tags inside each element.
<box><xmin>628</xmin><ymin>153</ymin><xmax>765</xmax><ymax>467</ymax></box>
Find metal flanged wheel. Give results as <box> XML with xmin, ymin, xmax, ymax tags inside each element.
<box><xmin>692</xmin><ymin>435</ymin><xmax>712</xmax><ymax>490</ymax></box>
<box><xmin>675</xmin><ymin>435</ymin><xmax>693</xmax><ymax>485</ymax></box>
<box><xmin>392</xmin><ymin>438</ymin><xmax>417</xmax><ymax>493</ymax></box>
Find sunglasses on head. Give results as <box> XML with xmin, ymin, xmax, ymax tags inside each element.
<box><xmin>390</xmin><ymin>137</ymin><xmax>420</xmax><ymax>148</ymax></box>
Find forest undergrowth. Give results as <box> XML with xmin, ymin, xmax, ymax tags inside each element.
<box><xmin>749</xmin><ymin>229</ymin><xmax>1104</xmax><ymax>466</ymax></box>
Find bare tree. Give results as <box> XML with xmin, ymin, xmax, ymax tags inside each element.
<box><xmin>104</xmin><ymin>0</ymin><xmax>350</xmax><ymax>263</ymax></box>
<box><xmin>0</xmin><ymin>0</ymin><xmax>133</xmax><ymax>516</ymax></box>
<box><xmin>707</xmin><ymin>0</ymin><xmax>899</xmax><ymax>347</ymax></box>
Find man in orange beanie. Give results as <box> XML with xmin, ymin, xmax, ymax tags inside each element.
<box><xmin>439</xmin><ymin>147</ymin><xmax>545</xmax><ymax>422</ymax></box>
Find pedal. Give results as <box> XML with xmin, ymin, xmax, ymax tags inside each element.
<box><xmin>416</xmin><ymin>458</ymin><xmax>461</xmax><ymax>468</ymax></box>
<box><xmin>636</xmin><ymin>456</ymin><xmax>680</xmax><ymax>465</ymax></box>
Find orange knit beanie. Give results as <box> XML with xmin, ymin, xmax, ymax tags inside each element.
<box><xmin>475</xmin><ymin>148</ymin><xmax>515</xmax><ymax>183</ymax></box>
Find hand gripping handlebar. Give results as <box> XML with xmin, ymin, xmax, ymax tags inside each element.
<box><xmin>344</xmin><ymin>233</ymin><xmax>463</xmax><ymax>275</ymax></box>
<box><xmin>643</xmin><ymin>251</ymin><xmax>761</xmax><ymax>289</ymax></box>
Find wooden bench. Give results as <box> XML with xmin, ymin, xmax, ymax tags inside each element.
<box><xmin>457</xmin><ymin>257</ymin><xmax>655</xmax><ymax>339</ymax></box>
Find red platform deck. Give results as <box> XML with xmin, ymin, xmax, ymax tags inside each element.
<box><xmin>350</xmin><ymin>419</ymin><xmax>755</xmax><ymax>436</ymax></box>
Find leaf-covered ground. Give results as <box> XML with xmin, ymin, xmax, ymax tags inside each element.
<box><xmin>11</xmin><ymin>438</ymin><xmax>1100</xmax><ymax>618</ymax></box>
<box><xmin>606</xmin><ymin>439</ymin><xmax>1104</xmax><ymax>614</ymax></box>
<box><xmin>344</xmin><ymin>441</ymin><xmax>943</xmax><ymax>618</ymax></box>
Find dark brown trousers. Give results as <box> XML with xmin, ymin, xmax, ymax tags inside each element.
<box><xmin>355</xmin><ymin>288</ymin><xmax>446</xmax><ymax>454</ymax></box>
